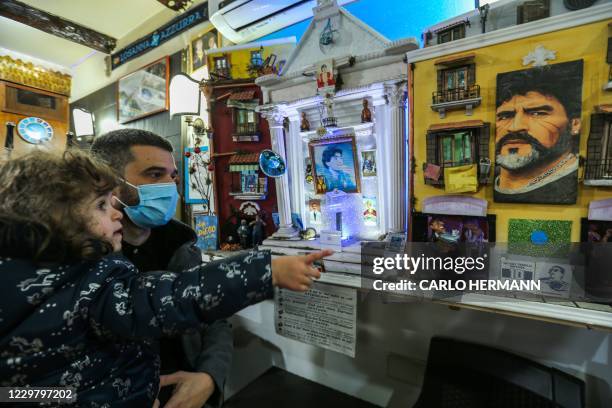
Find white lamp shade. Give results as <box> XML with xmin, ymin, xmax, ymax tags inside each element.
<box><xmin>73</xmin><ymin>108</ymin><xmax>95</xmax><ymax>137</ymax></box>
<box><xmin>169</xmin><ymin>73</ymin><xmax>201</xmax><ymax>117</ymax></box>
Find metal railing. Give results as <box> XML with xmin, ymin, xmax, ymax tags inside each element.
<box><xmin>584</xmin><ymin>158</ymin><xmax>612</xmax><ymax>181</ymax></box>
<box><xmin>235</xmin><ymin>122</ymin><xmax>258</xmax><ymax>135</ymax></box>
<box><xmin>212</xmin><ymin>68</ymin><xmax>231</xmax><ymax>80</ymax></box>
<box><xmin>432</xmin><ymin>84</ymin><xmax>480</xmax><ymax>105</ymax></box>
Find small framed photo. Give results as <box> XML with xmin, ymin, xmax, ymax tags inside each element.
<box><xmin>309</xmin><ymin>135</ymin><xmax>361</xmax><ymax>195</ymax></box>
<box><xmin>117</xmin><ymin>56</ymin><xmax>169</xmax><ymax>124</ymax></box>
<box><xmin>361</xmin><ymin>150</ymin><xmax>377</xmax><ymax>177</ymax></box>
<box><xmin>190</xmin><ymin>27</ymin><xmax>221</xmax><ymax>72</ymax></box>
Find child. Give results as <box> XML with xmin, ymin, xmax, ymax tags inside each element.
<box><xmin>0</xmin><ymin>151</ymin><xmax>331</xmax><ymax>407</ymax></box>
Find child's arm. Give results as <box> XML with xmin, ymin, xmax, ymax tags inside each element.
<box><xmin>88</xmin><ymin>249</ymin><xmax>331</xmax><ymax>339</ymax></box>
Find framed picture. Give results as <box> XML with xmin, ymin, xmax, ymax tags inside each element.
<box><xmin>494</xmin><ymin>60</ymin><xmax>583</xmax><ymax>204</ymax></box>
<box><xmin>184</xmin><ymin>146</ymin><xmax>211</xmax><ymax>205</ymax></box>
<box><xmin>190</xmin><ymin>27</ymin><xmax>221</xmax><ymax>72</ymax></box>
<box><xmin>309</xmin><ymin>136</ymin><xmax>361</xmax><ymax>194</ymax></box>
<box><xmin>316</xmin><ymin>59</ymin><xmax>335</xmax><ymax>95</ymax></box>
<box><xmin>361</xmin><ymin>150</ymin><xmax>377</xmax><ymax>177</ymax></box>
<box><xmin>117</xmin><ymin>56</ymin><xmax>169</xmax><ymax>124</ymax></box>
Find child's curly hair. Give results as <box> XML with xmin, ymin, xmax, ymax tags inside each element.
<box><xmin>0</xmin><ymin>150</ymin><xmax>120</xmax><ymax>262</ymax></box>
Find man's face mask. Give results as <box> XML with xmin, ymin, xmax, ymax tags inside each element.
<box><xmin>116</xmin><ymin>181</ymin><xmax>179</xmax><ymax>228</ymax></box>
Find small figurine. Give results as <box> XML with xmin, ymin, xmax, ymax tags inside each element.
<box><xmin>249</xmin><ymin>215</ymin><xmax>267</xmax><ymax>247</ymax></box>
<box><xmin>361</xmin><ymin>99</ymin><xmax>372</xmax><ymax>123</ymax></box>
<box><xmin>300</xmin><ymin>112</ymin><xmax>310</xmax><ymax>131</ymax></box>
<box><xmin>237</xmin><ymin>219</ymin><xmax>250</xmax><ymax>249</ymax></box>
<box><xmin>323</xmin><ymin>93</ymin><xmax>334</xmax><ymax>120</ymax></box>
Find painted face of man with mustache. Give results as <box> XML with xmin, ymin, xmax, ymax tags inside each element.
<box><xmin>495</xmin><ymin>91</ymin><xmax>580</xmax><ymax>172</ymax></box>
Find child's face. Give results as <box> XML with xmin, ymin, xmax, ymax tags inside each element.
<box><xmin>82</xmin><ymin>191</ymin><xmax>124</xmax><ymax>252</ymax></box>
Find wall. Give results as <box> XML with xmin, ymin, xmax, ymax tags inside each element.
<box><xmin>69</xmin><ymin>51</ymin><xmax>184</xmax><ymax>190</ymax></box>
<box><xmin>412</xmin><ymin>20</ymin><xmax>612</xmax><ymax>242</ymax></box>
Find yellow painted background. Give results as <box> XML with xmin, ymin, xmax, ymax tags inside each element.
<box><xmin>412</xmin><ymin>20</ymin><xmax>612</xmax><ymax>242</ymax></box>
<box><xmin>207</xmin><ymin>43</ymin><xmax>295</xmax><ymax>80</ymax></box>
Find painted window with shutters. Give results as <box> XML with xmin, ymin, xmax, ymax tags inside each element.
<box><xmin>213</xmin><ymin>56</ymin><xmax>230</xmax><ymax>79</ymax></box>
<box><xmin>425</xmin><ymin>123</ymin><xmax>490</xmax><ymax>186</ymax></box>
<box><xmin>585</xmin><ymin>113</ymin><xmax>612</xmax><ymax>183</ymax></box>
<box><xmin>517</xmin><ymin>0</ymin><xmax>550</xmax><ymax>25</ymax></box>
<box><xmin>437</xmin><ymin>24</ymin><xmax>466</xmax><ymax>44</ymax></box>
<box><xmin>234</xmin><ymin>108</ymin><xmax>258</xmax><ymax>135</ymax></box>
<box><xmin>438</xmin><ymin>131</ymin><xmax>473</xmax><ymax>167</ymax></box>
<box><xmin>434</xmin><ymin>64</ymin><xmax>477</xmax><ymax>104</ymax></box>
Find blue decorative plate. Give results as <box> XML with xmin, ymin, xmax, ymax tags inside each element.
<box><xmin>259</xmin><ymin>149</ymin><xmax>286</xmax><ymax>178</ymax></box>
<box><xmin>17</xmin><ymin>117</ymin><xmax>54</xmax><ymax>144</ymax></box>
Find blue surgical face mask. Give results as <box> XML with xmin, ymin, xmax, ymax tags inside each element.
<box><xmin>117</xmin><ymin>181</ymin><xmax>179</xmax><ymax>229</ymax></box>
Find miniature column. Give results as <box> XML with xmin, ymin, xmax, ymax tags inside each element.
<box><xmin>385</xmin><ymin>82</ymin><xmax>408</xmax><ymax>232</ymax></box>
<box><xmin>260</xmin><ymin>105</ymin><xmax>299</xmax><ymax>238</ymax></box>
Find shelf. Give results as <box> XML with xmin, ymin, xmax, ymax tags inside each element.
<box><xmin>200</xmin><ymin>241</ymin><xmax>612</xmax><ymax>332</ymax></box>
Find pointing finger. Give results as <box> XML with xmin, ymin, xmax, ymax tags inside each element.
<box><xmin>304</xmin><ymin>249</ymin><xmax>334</xmax><ymax>264</ymax></box>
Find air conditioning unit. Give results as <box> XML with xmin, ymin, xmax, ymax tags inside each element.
<box><xmin>210</xmin><ymin>0</ymin><xmax>356</xmax><ymax>44</ymax></box>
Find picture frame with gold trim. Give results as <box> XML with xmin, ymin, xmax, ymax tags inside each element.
<box><xmin>189</xmin><ymin>27</ymin><xmax>222</xmax><ymax>73</ymax></box>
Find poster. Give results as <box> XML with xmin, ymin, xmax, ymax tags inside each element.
<box><xmin>362</xmin><ymin>196</ymin><xmax>377</xmax><ymax>226</ymax></box>
<box><xmin>194</xmin><ymin>214</ymin><xmax>218</xmax><ymax>251</ymax></box>
<box><xmin>310</xmin><ymin>136</ymin><xmax>360</xmax><ymax>194</ymax></box>
<box><xmin>275</xmin><ymin>283</ymin><xmax>357</xmax><ymax>357</ymax></box>
<box><xmin>508</xmin><ymin>219</ymin><xmax>571</xmax><ymax>257</ymax></box>
<box><xmin>494</xmin><ymin>60</ymin><xmax>583</xmax><ymax>204</ymax></box>
<box><xmin>535</xmin><ymin>262</ymin><xmax>572</xmax><ymax>298</ymax></box>
<box><xmin>500</xmin><ymin>257</ymin><xmax>535</xmax><ymax>281</ymax></box>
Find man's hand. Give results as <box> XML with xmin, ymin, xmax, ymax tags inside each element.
<box><xmin>159</xmin><ymin>371</ymin><xmax>215</xmax><ymax>408</ymax></box>
<box><xmin>271</xmin><ymin>249</ymin><xmax>333</xmax><ymax>291</ymax></box>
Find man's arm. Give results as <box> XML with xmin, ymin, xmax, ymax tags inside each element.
<box><xmin>181</xmin><ymin>320</ymin><xmax>234</xmax><ymax>407</ymax></box>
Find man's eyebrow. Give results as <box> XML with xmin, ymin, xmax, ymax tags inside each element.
<box><xmin>141</xmin><ymin>166</ymin><xmax>170</xmax><ymax>174</ymax></box>
<box><xmin>523</xmin><ymin>105</ymin><xmax>554</xmax><ymax>113</ymax></box>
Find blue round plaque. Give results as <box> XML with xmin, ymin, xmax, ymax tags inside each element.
<box><xmin>530</xmin><ymin>230</ymin><xmax>549</xmax><ymax>245</ymax></box>
<box><xmin>259</xmin><ymin>149</ymin><xmax>286</xmax><ymax>178</ymax></box>
<box><xmin>17</xmin><ymin>117</ymin><xmax>54</xmax><ymax>144</ymax></box>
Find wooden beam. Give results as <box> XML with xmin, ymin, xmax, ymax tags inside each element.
<box><xmin>0</xmin><ymin>0</ymin><xmax>117</xmax><ymax>54</ymax></box>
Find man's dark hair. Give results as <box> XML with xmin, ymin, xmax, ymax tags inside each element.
<box><xmin>90</xmin><ymin>129</ymin><xmax>173</xmax><ymax>171</ymax></box>
<box><xmin>321</xmin><ymin>146</ymin><xmax>342</xmax><ymax>168</ymax></box>
<box><xmin>496</xmin><ymin>60</ymin><xmax>583</xmax><ymax>120</ymax></box>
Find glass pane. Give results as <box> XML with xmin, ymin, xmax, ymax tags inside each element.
<box><xmin>463</xmin><ymin>133</ymin><xmax>472</xmax><ymax>161</ymax></box>
<box><xmin>442</xmin><ymin>137</ymin><xmax>452</xmax><ymax>163</ymax></box>
<box><xmin>458</xmin><ymin>70</ymin><xmax>466</xmax><ymax>88</ymax></box>
<box><xmin>446</xmin><ymin>72</ymin><xmax>455</xmax><ymax>90</ymax></box>
<box><xmin>247</xmin><ymin>111</ymin><xmax>255</xmax><ymax>123</ymax></box>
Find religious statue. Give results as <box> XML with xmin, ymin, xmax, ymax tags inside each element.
<box><xmin>249</xmin><ymin>215</ymin><xmax>267</xmax><ymax>247</ymax></box>
<box><xmin>300</xmin><ymin>112</ymin><xmax>310</xmax><ymax>131</ymax></box>
<box><xmin>237</xmin><ymin>219</ymin><xmax>250</xmax><ymax>249</ymax></box>
<box><xmin>361</xmin><ymin>99</ymin><xmax>372</xmax><ymax>123</ymax></box>
<box><xmin>323</xmin><ymin>93</ymin><xmax>334</xmax><ymax>119</ymax></box>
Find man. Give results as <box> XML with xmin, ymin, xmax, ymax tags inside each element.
<box><xmin>320</xmin><ymin>146</ymin><xmax>356</xmax><ymax>192</ymax></box>
<box><xmin>91</xmin><ymin>129</ymin><xmax>231</xmax><ymax>408</ymax></box>
<box><xmin>539</xmin><ymin>265</ymin><xmax>569</xmax><ymax>292</ymax></box>
<box><xmin>494</xmin><ymin>61</ymin><xmax>583</xmax><ymax>204</ymax></box>
<box><xmin>193</xmin><ymin>38</ymin><xmax>206</xmax><ymax>70</ymax></box>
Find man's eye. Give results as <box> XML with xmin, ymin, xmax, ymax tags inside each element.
<box><xmin>148</xmin><ymin>172</ymin><xmax>163</xmax><ymax>179</ymax></box>
<box><xmin>531</xmin><ymin>111</ymin><xmax>549</xmax><ymax>117</ymax></box>
<box><xmin>497</xmin><ymin>112</ymin><xmax>513</xmax><ymax>120</ymax></box>
<box><xmin>97</xmin><ymin>201</ymin><xmax>107</xmax><ymax>210</ymax></box>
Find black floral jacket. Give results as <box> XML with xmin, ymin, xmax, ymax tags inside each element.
<box><xmin>0</xmin><ymin>250</ymin><xmax>272</xmax><ymax>407</ymax></box>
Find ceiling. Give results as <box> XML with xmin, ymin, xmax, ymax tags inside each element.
<box><xmin>0</xmin><ymin>0</ymin><xmax>173</xmax><ymax>68</ymax></box>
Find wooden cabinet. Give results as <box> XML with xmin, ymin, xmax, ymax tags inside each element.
<box><xmin>0</xmin><ymin>80</ymin><xmax>69</xmax><ymax>157</ymax></box>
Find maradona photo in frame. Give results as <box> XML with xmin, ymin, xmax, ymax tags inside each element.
<box><xmin>309</xmin><ymin>136</ymin><xmax>360</xmax><ymax>194</ymax></box>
